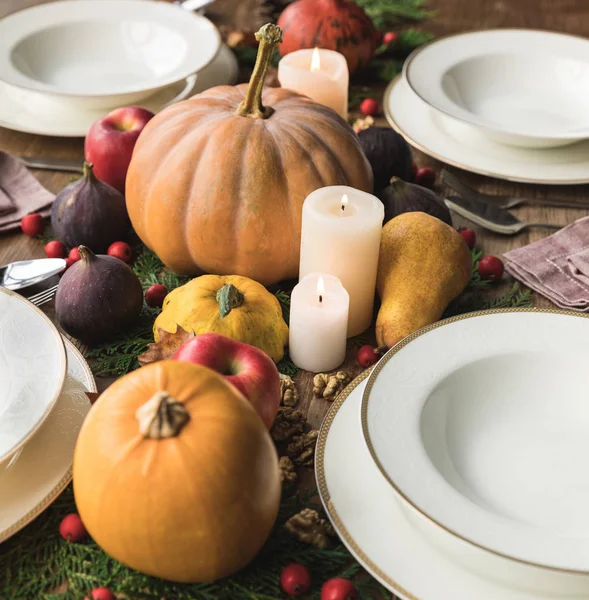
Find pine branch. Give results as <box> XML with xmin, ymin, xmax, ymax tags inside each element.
<box><xmin>482</xmin><ymin>283</ymin><xmax>533</xmax><ymax>310</ymax></box>
<box><xmin>355</xmin><ymin>0</ymin><xmax>433</xmax><ymax>29</ymax></box>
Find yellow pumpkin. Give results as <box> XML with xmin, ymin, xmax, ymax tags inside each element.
<box><xmin>154</xmin><ymin>274</ymin><xmax>289</xmax><ymax>363</ymax></box>
<box><xmin>125</xmin><ymin>24</ymin><xmax>372</xmax><ymax>286</ymax></box>
<box><xmin>73</xmin><ymin>361</ymin><xmax>281</xmax><ymax>583</ymax></box>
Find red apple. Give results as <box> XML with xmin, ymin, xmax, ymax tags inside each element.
<box><xmin>173</xmin><ymin>333</ymin><xmax>281</xmax><ymax>429</ymax></box>
<box><xmin>84</xmin><ymin>106</ymin><xmax>154</xmax><ymax>194</ymax></box>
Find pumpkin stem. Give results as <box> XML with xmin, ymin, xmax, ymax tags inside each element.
<box><xmin>216</xmin><ymin>284</ymin><xmax>244</xmax><ymax>318</ymax></box>
<box><xmin>78</xmin><ymin>245</ymin><xmax>96</xmax><ymax>262</ymax></box>
<box><xmin>236</xmin><ymin>23</ymin><xmax>282</xmax><ymax>119</ymax></box>
<box><xmin>136</xmin><ymin>391</ymin><xmax>190</xmax><ymax>439</ymax></box>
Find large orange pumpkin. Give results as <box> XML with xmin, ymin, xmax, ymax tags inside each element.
<box><xmin>73</xmin><ymin>361</ymin><xmax>281</xmax><ymax>583</ymax></box>
<box><xmin>126</xmin><ymin>24</ymin><xmax>372</xmax><ymax>286</ymax></box>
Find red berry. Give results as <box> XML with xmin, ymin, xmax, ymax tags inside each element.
<box><xmin>478</xmin><ymin>255</ymin><xmax>504</xmax><ymax>281</ymax></box>
<box><xmin>145</xmin><ymin>284</ymin><xmax>168</xmax><ymax>308</ymax></box>
<box><xmin>410</xmin><ymin>162</ymin><xmax>418</xmax><ymax>182</ymax></box>
<box><xmin>44</xmin><ymin>240</ymin><xmax>66</xmax><ymax>259</ymax></box>
<box><xmin>20</xmin><ymin>213</ymin><xmax>45</xmax><ymax>237</ymax></box>
<box><xmin>360</xmin><ymin>98</ymin><xmax>379</xmax><ymax>117</ymax></box>
<box><xmin>59</xmin><ymin>513</ymin><xmax>87</xmax><ymax>543</ymax></box>
<box><xmin>69</xmin><ymin>247</ymin><xmax>82</xmax><ymax>262</ymax></box>
<box><xmin>321</xmin><ymin>578</ymin><xmax>359</xmax><ymax>600</ymax></box>
<box><xmin>415</xmin><ymin>167</ymin><xmax>436</xmax><ymax>188</ymax></box>
<box><xmin>458</xmin><ymin>228</ymin><xmax>476</xmax><ymax>250</ymax></box>
<box><xmin>383</xmin><ymin>31</ymin><xmax>398</xmax><ymax>45</ymax></box>
<box><xmin>357</xmin><ymin>344</ymin><xmax>380</xmax><ymax>368</ymax></box>
<box><xmin>107</xmin><ymin>241</ymin><xmax>132</xmax><ymax>263</ymax></box>
<box><xmin>85</xmin><ymin>588</ymin><xmax>115</xmax><ymax>600</ymax></box>
<box><xmin>64</xmin><ymin>257</ymin><xmax>76</xmax><ymax>271</ymax></box>
<box><xmin>280</xmin><ymin>563</ymin><xmax>311</xmax><ymax>596</ymax></box>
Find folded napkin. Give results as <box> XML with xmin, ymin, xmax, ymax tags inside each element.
<box><xmin>504</xmin><ymin>216</ymin><xmax>589</xmax><ymax>311</ymax></box>
<box><xmin>0</xmin><ymin>152</ymin><xmax>55</xmax><ymax>233</ymax></box>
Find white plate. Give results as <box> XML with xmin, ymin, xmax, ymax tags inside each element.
<box><xmin>316</xmin><ymin>370</ymin><xmax>575</xmax><ymax>600</ymax></box>
<box><xmin>0</xmin><ymin>287</ymin><xmax>66</xmax><ymax>464</ymax></box>
<box><xmin>0</xmin><ymin>337</ymin><xmax>95</xmax><ymax>543</ymax></box>
<box><xmin>405</xmin><ymin>30</ymin><xmax>589</xmax><ymax>148</ymax></box>
<box><xmin>384</xmin><ymin>75</ymin><xmax>589</xmax><ymax>185</ymax></box>
<box><xmin>0</xmin><ymin>0</ymin><xmax>221</xmax><ymax>109</ymax></box>
<box><xmin>0</xmin><ymin>45</ymin><xmax>238</xmax><ymax>138</ymax></box>
<box><xmin>362</xmin><ymin>309</ymin><xmax>589</xmax><ymax>595</ymax></box>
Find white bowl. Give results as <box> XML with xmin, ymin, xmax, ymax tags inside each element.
<box><xmin>0</xmin><ymin>287</ymin><xmax>67</xmax><ymax>465</ymax></box>
<box><xmin>362</xmin><ymin>310</ymin><xmax>589</xmax><ymax>595</ymax></box>
<box><xmin>404</xmin><ymin>30</ymin><xmax>589</xmax><ymax>148</ymax></box>
<box><xmin>0</xmin><ymin>0</ymin><xmax>221</xmax><ymax>110</ymax></box>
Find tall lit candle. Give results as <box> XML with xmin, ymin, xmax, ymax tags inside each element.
<box><xmin>277</xmin><ymin>48</ymin><xmax>349</xmax><ymax>119</ymax></box>
<box><xmin>299</xmin><ymin>186</ymin><xmax>384</xmax><ymax>337</ymax></box>
<box><xmin>289</xmin><ymin>273</ymin><xmax>349</xmax><ymax>373</ymax></box>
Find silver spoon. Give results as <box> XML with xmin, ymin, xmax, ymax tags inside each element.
<box><xmin>0</xmin><ymin>258</ymin><xmax>66</xmax><ymax>291</ymax></box>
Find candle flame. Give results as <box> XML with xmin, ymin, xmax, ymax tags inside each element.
<box><xmin>317</xmin><ymin>275</ymin><xmax>325</xmax><ymax>303</ymax></box>
<box><xmin>341</xmin><ymin>194</ymin><xmax>349</xmax><ymax>212</ymax></box>
<box><xmin>310</xmin><ymin>47</ymin><xmax>321</xmax><ymax>72</ymax></box>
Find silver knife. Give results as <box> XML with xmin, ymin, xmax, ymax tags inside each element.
<box><xmin>19</xmin><ymin>156</ymin><xmax>84</xmax><ymax>173</ymax></box>
<box><xmin>445</xmin><ymin>196</ymin><xmax>562</xmax><ymax>235</ymax></box>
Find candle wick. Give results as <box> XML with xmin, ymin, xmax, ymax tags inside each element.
<box><xmin>341</xmin><ymin>204</ymin><xmax>345</xmax><ymax>212</ymax></box>
<box><xmin>319</xmin><ymin>294</ymin><xmax>323</xmax><ymax>303</ymax></box>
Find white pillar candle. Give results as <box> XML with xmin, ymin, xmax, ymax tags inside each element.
<box><xmin>299</xmin><ymin>186</ymin><xmax>384</xmax><ymax>337</ymax></box>
<box><xmin>289</xmin><ymin>273</ymin><xmax>349</xmax><ymax>373</ymax></box>
<box><xmin>277</xmin><ymin>48</ymin><xmax>349</xmax><ymax>120</ymax></box>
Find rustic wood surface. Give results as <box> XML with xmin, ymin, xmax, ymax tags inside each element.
<box><xmin>0</xmin><ymin>1</ymin><xmax>588</xmax><ymax>592</ymax></box>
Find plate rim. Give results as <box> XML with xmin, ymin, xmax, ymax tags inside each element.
<box><xmin>403</xmin><ymin>28</ymin><xmax>589</xmax><ymax>142</ymax></box>
<box><xmin>383</xmin><ymin>75</ymin><xmax>589</xmax><ymax>185</ymax></box>
<box><xmin>361</xmin><ymin>307</ymin><xmax>589</xmax><ymax>576</ymax></box>
<box><xmin>0</xmin><ymin>337</ymin><xmax>96</xmax><ymax>544</ymax></box>
<box><xmin>315</xmin><ymin>368</ymin><xmax>421</xmax><ymax>600</ymax></box>
<box><xmin>0</xmin><ymin>0</ymin><xmax>222</xmax><ymax>100</ymax></box>
<box><xmin>0</xmin><ymin>286</ymin><xmax>68</xmax><ymax>464</ymax></box>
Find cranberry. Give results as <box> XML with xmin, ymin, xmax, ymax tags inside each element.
<box><xmin>414</xmin><ymin>167</ymin><xmax>436</xmax><ymax>188</ymax></box>
<box><xmin>357</xmin><ymin>344</ymin><xmax>380</xmax><ymax>367</ymax></box>
<box><xmin>359</xmin><ymin>98</ymin><xmax>379</xmax><ymax>117</ymax></box>
<box><xmin>280</xmin><ymin>563</ymin><xmax>311</xmax><ymax>596</ymax></box>
<box><xmin>107</xmin><ymin>241</ymin><xmax>132</xmax><ymax>263</ymax></box>
<box><xmin>44</xmin><ymin>240</ymin><xmax>66</xmax><ymax>259</ymax></box>
<box><xmin>478</xmin><ymin>255</ymin><xmax>504</xmax><ymax>281</ymax></box>
<box><xmin>59</xmin><ymin>513</ymin><xmax>87</xmax><ymax>543</ymax></box>
<box><xmin>85</xmin><ymin>588</ymin><xmax>115</xmax><ymax>600</ymax></box>
<box><xmin>145</xmin><ymin>284</ymin><xmax>168</xmax><ymax>308</ymax></box>
<box><xmin>458</xmin><ymin>228</ymin><xmax>476</xmax><ymax>250</ymax></box>
<box><xmin>20</xmin><ymin>213</ymin><xmax>45</xmax><ymax>237</ymax></box>
<box><xmin>69</xmin><ymin>247</ymin><xmax>82</xmax><ymax>262</ymax></box>
<box><xmin>383</xmin><ymin>31</ymin><xmax>398</xmax><ymax>45</ymax></box>
<box><xmin>321</xmin><ymin>578</ymin><xmax>359</xmax><ymax>600</ymax></box>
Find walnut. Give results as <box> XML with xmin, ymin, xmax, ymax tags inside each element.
<box><xmin>285</xmin><ymin>508</ymin><xmax>336</xmax><ymax>549</ymax></box>
<box><xmin>313</xmin><ymin>371</ymin><xmax>352</xmax><ymax>400</ymax></box>
<box><xmin>352</xmin><ymin>115</ymin><xmax>374</xmax><ymax>133</ymax></box>
<box><xmin>287</xmin><ymin>430</ymin><xmax>319</xmax><ymax>467</ymax></box>
<box><xmin>270</xmin><ymin>407</ymin><xmax>305</xmax><ymax>442</ymax></box>
<box><xmin>279</xmin><ymin>456</ymin><xmax>297</xmax><ymax>486</ymax></box>
<box><xmin>280</xmin><ymin>374</ymin><xmax>299</xmax><ymax>407</ymax></box>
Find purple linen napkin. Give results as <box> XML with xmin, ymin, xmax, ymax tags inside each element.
<box><xmin>0</xmin><ymin>152</ymin><xmax>55</xmax><ymax>233</ymax></box>
<box><xmin>504</xmin><ymin>216</ymin><xmax>589</xmax><ymax>311</ymax></box>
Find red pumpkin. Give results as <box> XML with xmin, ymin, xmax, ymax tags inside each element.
<box><xmin>278</xmin><ymin>0</ymin><xmax>377</xmax><ymax>74</ymax></box>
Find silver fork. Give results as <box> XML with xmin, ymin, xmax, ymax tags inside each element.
<box><xmin>441</xmin><ymin>169</ymin><xmax>589</xmax><ymax>210</ymax></box>
<box><xmin>27</xmin><ymin>284</ymin><xmax>58</xmax><ymax>306</ymax></box>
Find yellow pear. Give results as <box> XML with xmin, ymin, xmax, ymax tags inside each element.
<box><xmin>376</xmin><ymin>212</ymin><xmax>471</xmax><ymax>348</ymax></box>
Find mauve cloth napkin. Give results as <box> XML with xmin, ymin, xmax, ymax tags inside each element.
<box><xmin>504</xmin><ymin>216</ymin><xmax>589</xmax><ymax>311</ymax></box>
<box><xmin>0</xmin><ymin>152</ymin><xmax>55</xmax><ymax>233</ymax></box>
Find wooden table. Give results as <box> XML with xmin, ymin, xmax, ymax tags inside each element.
<box><xmin>1</xmin><ymin>0</ymin><xmax>588</xmax><ymax>442</ymax></box>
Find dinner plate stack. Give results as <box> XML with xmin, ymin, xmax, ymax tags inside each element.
<box><xmin>383</xmin><ymin>29</ymin><xmax>589</xmax><ymax>184</ymax></box>
<box><xmin>317</xmin><ymin>309</ymin><xmax>589</xmax><ymax>599</ymax></box>
<box><xmin>0</xmin><ymin>286</ymin><xmax>96</xmax><ymax>543</ymax></box>
<box><xmin>0</xmin><ymin>0</ymin><xmax>238</xmax><ymax>137</ymax></box>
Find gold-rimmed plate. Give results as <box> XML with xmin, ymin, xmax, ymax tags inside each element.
<box><xmin>316</xmin><ymin>367</ymin><xmax>576</xmax><ymax>600</ymax></box>
<box><xmin>383</xmin><ymin>75</ymin><xmax>589</xmax><ymax>185</ymax></box>
<box><xmin>0</xmin><ymin>286</ymin><xmax>67</xmax><ymax>464</ymax></box>
<box><xmin>0</xmin><ymin>338</ymin><xmax>96</xmax><ymax>543</ymax></box>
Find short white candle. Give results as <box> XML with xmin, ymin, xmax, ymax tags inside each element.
<box><xmin>278</xmin><ymin>48</ymin><xmax>349</xmax><ymax>119</ymax></box>
<box><xmin>299</xmin><ymin>186</ymin><xmax>384</xmax><ymax>337</ymax></box>
<box><xmin>289</xmin><ymin>273</ymin><xmax>349</xmax><ymax>373</ymax></box>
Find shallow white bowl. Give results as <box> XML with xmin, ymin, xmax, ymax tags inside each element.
<box><xmin>405</xmin><ymin>30</ymin><xmax>589</xmax><ymax>148</ymax></box>
<box><xmin>0</xmin><ymin>287</ymin><xmax>67</xmax><ymax>464</ymax></box>
<box><xmin>362</xmin><ymin>310</ymin><xmax>589</xmax><ymax>595</ymax></box>
<box><xmin>0</xmin><ymin>0</ymin><xmax>221</xmax><ymax>109</ymax></box>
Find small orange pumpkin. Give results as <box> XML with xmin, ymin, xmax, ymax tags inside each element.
<box><xmin>73</xmin><ymin>361</ymin><xmax>281</xmax><ymax>583</ymax></box>
<box><xmin>126</xmin><ymin>24</ymin><xmax>372</xmax><ymax>286</ymax></box>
